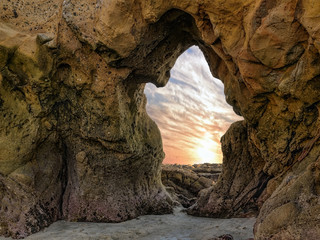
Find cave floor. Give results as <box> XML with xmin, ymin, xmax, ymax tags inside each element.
<box><xmin>1</xmin><ymin>207</ymin><xmax>255</xmax><ymax>240</ymax></box>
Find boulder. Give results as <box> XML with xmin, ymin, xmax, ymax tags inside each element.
<box><xmin>161</xmin><ymin>164</ymin><xmax>216</xmax><ymax>207</ymax></box>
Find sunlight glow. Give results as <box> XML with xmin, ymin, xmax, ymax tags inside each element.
<box><xmin>144</xmin><ymin>46</ymin><xmax>243</xmax><ymax>165</ymax></box>
<box><xmin>195</xmin><ymin>133</ymin><xmax>221</xmax><ymax>164</ymax></box>
<box><xmin>196</xmin><ymin>147</ymin><xmax>217</xmax><ymax>164</ymax></box>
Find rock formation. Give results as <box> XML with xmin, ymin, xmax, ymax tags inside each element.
<box><xmin>161</xmin><ymin>164</ymin><xmax>219</xmax><ymax>207</ymax></box>
<box><xmin>188</xmin><ymin>121</ymin><xmax>269</xmax><ymax>218</ymax></box>
<box><xmin>189</xmin><ymin>163</ymin><xmax>222</xmax><ymax>182</ymax></box>
<box><xmin>1</xmin><ymin>0</ymin><xmax>320</xmax><ymax>239</ymax></box>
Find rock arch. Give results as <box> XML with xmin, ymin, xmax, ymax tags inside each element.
<box><xmin>1</xmin><ymin>0</ymin><xmax>320</xmax><ymax>239</ymax></box>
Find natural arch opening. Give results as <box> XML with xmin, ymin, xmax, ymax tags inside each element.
<box><xmin>117</xmin><ymin>8</ymin><xmax>259</xmax><ymax>212</ymax></box>
<box><xmin>3</xmin><ymin>2</ymin><xmax>320</xmax><ymax>239</ymax></box>
<box><xmin>143</xmin><ymin>44</ymin><xmax>243</xmax><ymax>207</ymax></box>
<box><xmin>0</xmin><ymin>5</ymin><xmax>271</xmax><ymax>238</ymax></box>
<box><xmin>144</xmin><ymin>45</ymin><xmax>243</xmax><ymax>165</ymax></box>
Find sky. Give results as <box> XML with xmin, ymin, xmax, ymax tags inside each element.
<box><xmin>144</xmin><ymin>46</ymin><xmax>243</xmax><ymax>165</ymax></box>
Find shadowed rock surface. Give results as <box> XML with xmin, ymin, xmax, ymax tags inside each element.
<box><xmin>1</xmin><ymin>0</ymin><xmax>320</xmax><ymax>239</ymax></box>
<box><xmin>188</xmin><ymin>121</ymin><xmax>268</xmax><ymax>218</ymax></box>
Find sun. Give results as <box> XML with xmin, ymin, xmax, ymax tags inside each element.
<box><xmin>196</xmin><ymin>146</ymin><xmax>216</xmax><ymax>164</ymax></box>
<box><xmin>195</xmin><ymin>133</ymin><xmax>221</xmax><ymax>164</ymax></box>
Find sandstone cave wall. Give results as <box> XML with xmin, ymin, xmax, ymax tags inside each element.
<box><xmin>1</xmin><ymin>0</ymin><xmax>320</xmax><ymax>239</ymax></box>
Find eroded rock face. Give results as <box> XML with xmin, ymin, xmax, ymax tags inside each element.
<box><xmin>254</xmin><ymin>156</ymin><xmax>320</xmax><ymax>239</ymax></box>
<box><xmin>188</xmin><ymin>121</ymin><xmax>269</xmax><ymax>218</ymax></box>
<box><xmin>161</xmin><ymin>164</ymin><xmax>217</xmax><ymax>207</ymax></box>
<box><xmin>1</xmin><ymin>0</ymin><xmax>320</xmax><ymax>239</ymax></box>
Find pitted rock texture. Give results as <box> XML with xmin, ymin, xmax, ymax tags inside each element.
<box><xmin>1</xmin><ymin>0</ymin><xmax>320</xmax><ymax>239</ymax></box>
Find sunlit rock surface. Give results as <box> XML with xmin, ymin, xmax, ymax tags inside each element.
<box><xmin>161</xmin><ymin>164</ymin><xmax>220</xmax><ymax>207</ymax></box>
<box><xmin>1</xmin><ymin>0</ymin><xmax>320</xmax><ymax>239</ymax></box>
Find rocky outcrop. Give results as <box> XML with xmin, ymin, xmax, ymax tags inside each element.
<box><xmin>161</xmin><ymin>164</ymin><xmax>218</xmax><ymax>207</ymax></box>
<box><xmin>188</xmin><ymin>121</ymin><xmax>269</xmax><ymax>218</ymax></box>
<box><xmin>188</xmin><ymin>164</ymin><xmax>222</xmax><ymax>182</ymax></box>
<box><xmin>1</xmin><ymin>0</ymin><xmax>320</xmax><ymax>239</ymax></box>
<box><xmin>254</xmin><ymin>156</ymin><xmax>320</xmax><ymax>239</ymax></box>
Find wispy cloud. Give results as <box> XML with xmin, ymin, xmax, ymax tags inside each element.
<box><xmin>144</xmin><ymin>46</ymin><xmax>243</xmax><ymax>165</ymax></box>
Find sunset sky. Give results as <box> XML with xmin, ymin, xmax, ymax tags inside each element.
<box><xmin>144</xmin><ymin>46</ymin><xmax>243</xmax><ymax>165</ymax></box>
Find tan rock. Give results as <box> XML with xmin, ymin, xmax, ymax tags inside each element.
<box><xmin>188</xmin><ymin>121</ymin><xmax>268</xmax><ymax>218</ymax></box>
<box><xmin>1</xmin><ymin>0</ymin><xmax>320</xmax><ymax>239</ymax></box>
<box><xmin>250</xmin><ymin>0</ymin><xmax>308</xmax><ymax>69</ymax></box>
<box><xmin>161</xmin><ymin>164</ymin><xmax>216</xmax><ymax>207</ymax></box>
<box><xmin>254</xmin><ymin>156</ymin><xmax>320</xmax><ymax>239</ymax></box>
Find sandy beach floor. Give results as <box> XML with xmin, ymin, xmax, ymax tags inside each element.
<box><xmin>1</xmin><ymin>207</ymin><xmax>255</xmax><ymax>240</ymax></box>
